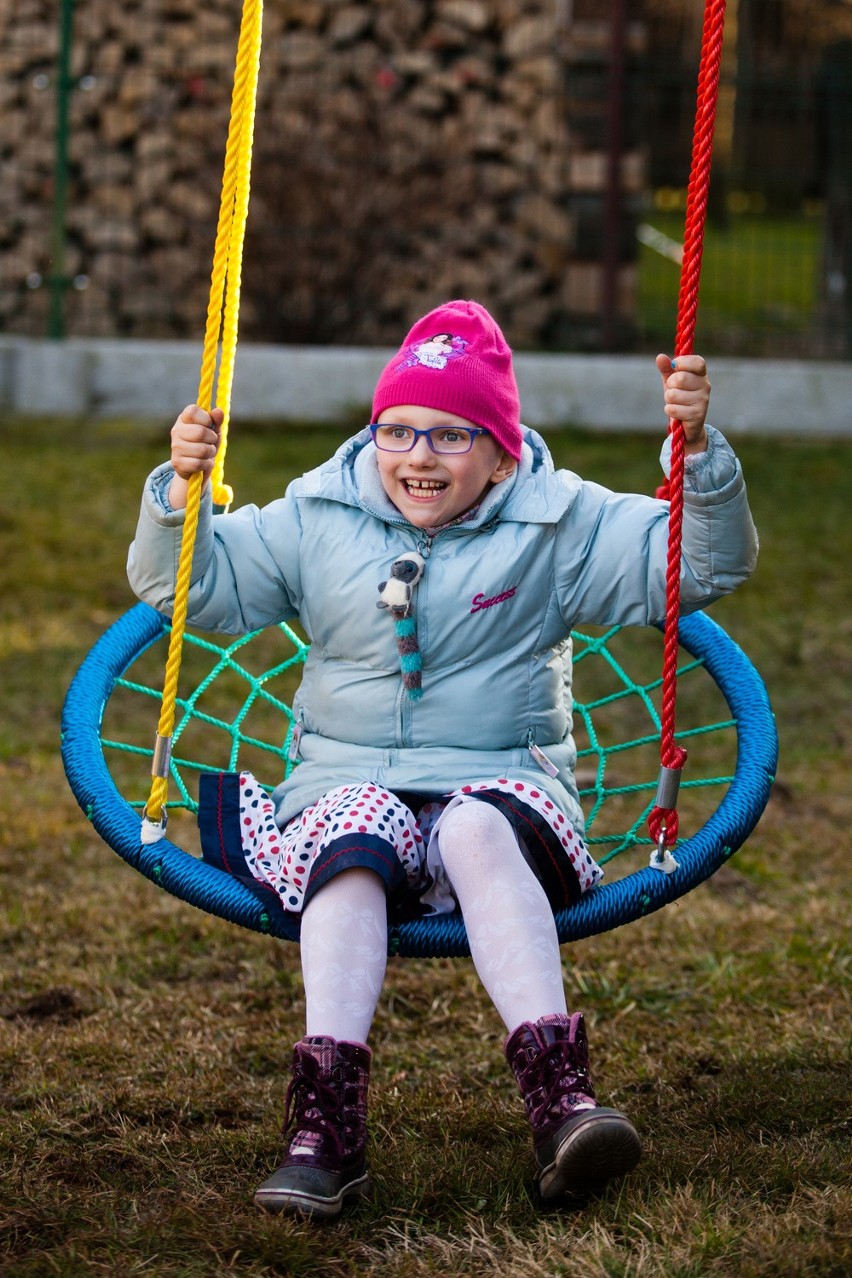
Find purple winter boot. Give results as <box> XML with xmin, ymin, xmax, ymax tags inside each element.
<box><xmin>505</xmin><ymin>1012</ymin><xmax>641</xmax><ymax>1204</ymax></box>
<box><xmin>254</xmin><ymin>1036</ymin><xmax>371</xmax><ymax>1219</ymax></box>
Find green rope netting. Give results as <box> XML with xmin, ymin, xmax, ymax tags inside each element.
<box><xmin>571</xmin><ymin>626</ymin><xmax>734</xmax><ymax>863</ymax></box>
<box><xmin>100</xmin><ymin>620</ymin><xmax>737</xmax><ymax>875</ymax></box>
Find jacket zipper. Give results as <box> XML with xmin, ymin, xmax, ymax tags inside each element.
<box><xmin>417</xmin><ymin>531</ymin><xmax>435</xmax><ymax>559</ymax></box>
<box><xmin>395</xmin><ymin>522</ymin><xmax>492</xmax><ymax>743</ymax></box>
<box><xmin>395</xmin><ymin>532</ymin><xmax>433</xmax><ymax>746</ymax></box>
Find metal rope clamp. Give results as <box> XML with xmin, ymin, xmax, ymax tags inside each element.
<box><xmin>650</xmin><ymin>765</ymin><xmax>682</xmax><ymax>874</ymax></box>
<box><xmin>140</xmin><ymin>734</ymin><xmax>172</xmax><ymax>844</ymax></box>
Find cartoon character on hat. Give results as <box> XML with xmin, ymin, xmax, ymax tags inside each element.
<box><xmin>397</xmin><ymin>332</ymin><xmax>469</xmax><ymax>371</ymax></box>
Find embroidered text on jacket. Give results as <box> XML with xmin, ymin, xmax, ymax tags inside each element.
<box><xmin>470</xmin><ymin>587</ymin><xmax>517</xmax><ymax>615</ymax></box>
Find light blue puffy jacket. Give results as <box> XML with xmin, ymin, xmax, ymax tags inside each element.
<box><xmin>128</xmin><ymin>425</ymin><xmax>757</xmax><ymax>831</ymax></box>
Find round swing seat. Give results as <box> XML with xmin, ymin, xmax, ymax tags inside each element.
<box><xmin>61</xmin><ymin>602</ymin><xmax>777</xmax><ymax>958</ymax></box>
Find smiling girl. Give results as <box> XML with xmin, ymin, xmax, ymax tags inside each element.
<box><xmin>128</xmin><ymin>299</ymin><xmax>758</xmax><ymax>1220</ymax></box>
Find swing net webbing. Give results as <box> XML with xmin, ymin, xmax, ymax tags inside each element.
<box><xmin>107</xmin><ymin>623</ymin><xmax>730</xmax><ymax>860</ymax></box>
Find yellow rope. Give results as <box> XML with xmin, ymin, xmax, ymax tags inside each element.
<box><xmin>210</xmin><ymin>0</ymin><xmax>263</xmax><ymax>510</ymax></box>
<box><xmin>145</xmin><ymin>0</ymin><xmax>263</xmax><ymax>826</ymax></box>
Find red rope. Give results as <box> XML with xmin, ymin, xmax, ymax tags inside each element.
<box><xmin>648</xmin><ymin>0</ymin><xmax>727</xmax><ymax>851</ymax></box>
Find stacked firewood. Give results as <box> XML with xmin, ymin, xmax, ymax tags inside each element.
<box><xmin>1</xmin><ymin>0</ymin><xmax>644</xmax><ymax>347</ymax></box>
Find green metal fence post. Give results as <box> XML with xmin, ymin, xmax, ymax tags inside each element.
<box><xmin>49</xmin><ymin>0</ymin><xmax>76</xmax><ymax>339</ymax></box>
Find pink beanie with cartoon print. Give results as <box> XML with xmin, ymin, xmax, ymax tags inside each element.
<box><xmin>371</xmin><ymin>299</ymin><xmax>523</xmax><ymax>461</ymax></box>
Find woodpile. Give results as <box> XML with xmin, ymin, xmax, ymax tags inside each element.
<box><xmin>1</xmin><ymin>0</ymin><xmax>645</xmax><ymax>349</ymax></box>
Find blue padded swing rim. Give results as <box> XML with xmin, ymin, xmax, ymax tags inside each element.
<box><xmin>61</xmin><ymin>602</ymin><xmax>778</xmax><ymax>957</ymax></box>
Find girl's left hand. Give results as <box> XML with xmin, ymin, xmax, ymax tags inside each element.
<box><xmin>656</xmin><ymin>353</ymin><xmax>710</xmax><ymax>455</ymax></box>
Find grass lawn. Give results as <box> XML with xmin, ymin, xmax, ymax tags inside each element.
<box><xmin>1</xmin><ymin>415</ymin><xmax>850</xmax><ymax>1276</ymax></box>
<box><xmin>637</xmin><ymin>210</ymin><xmax>823</xmax><ymax>357</ymax></box>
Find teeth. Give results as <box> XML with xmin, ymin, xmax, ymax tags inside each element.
<box><xmin>405</xmin><ymin>479</ymin><xmax>446</xmax><ymax>491</ymax></box>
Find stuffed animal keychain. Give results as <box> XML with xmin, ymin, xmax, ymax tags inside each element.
<box><xmin>377</xmin><ymin>552</ymin><xmax>425</xmax><ymax>700</ymax></box>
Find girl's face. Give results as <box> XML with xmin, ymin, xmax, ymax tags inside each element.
<box><xmin>375</xmin><ymin>404</ymin><xmax>516</xmax><ymax>528</ymax></box>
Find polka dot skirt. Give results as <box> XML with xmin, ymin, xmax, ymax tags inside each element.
<box><xmin>233</xmin><ymin>773</ymin><xmax>602</xmax><ymax>917</ymax></box>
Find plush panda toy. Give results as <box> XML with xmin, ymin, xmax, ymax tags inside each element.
<box><xmin>376</xmin><ymin>552</ymin><xmax>425</xmax><ymax>617</ymax></box>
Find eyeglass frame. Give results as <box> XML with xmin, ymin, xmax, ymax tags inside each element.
<box><xmin>368</xmin><ymin>422</ymin><xmax>488</xmax><ymax>455</ymax></box>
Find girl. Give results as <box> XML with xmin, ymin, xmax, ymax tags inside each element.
<box><xmin>128</xmin><ymin>300</ymin><xmax>758</xmax><ymax>1219</ymax></box>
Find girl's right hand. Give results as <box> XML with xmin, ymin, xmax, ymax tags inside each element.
<box><xmin>170</xmin><ymin>404</ymin><xmax>224</xmax><ymax>481</ymax></box>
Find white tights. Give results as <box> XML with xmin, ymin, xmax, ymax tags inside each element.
<box><xmin>299</xmin><ymin>799</ymin><xmax>567</xmax><ymax>1044</ymax></box>
<box><xmin>300</xmin><ymin>866</ymin><xmax>389</xmax><ymax>1044</ymax></box>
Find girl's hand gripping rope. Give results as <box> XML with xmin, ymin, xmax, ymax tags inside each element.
<box><xmin>656</xmin><ymin>353</ymin><xmax>710</xmax><ymax>455</ymax></box>
<box><xmin>167</xmin><ymin>404</ymin><xmax>224</xmax><ymax>511</ymax></box>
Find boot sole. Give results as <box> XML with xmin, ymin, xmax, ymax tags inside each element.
<box><xmin>254</xmin><ymin>1172</ymin><xmax>370</xmax><ymax>1220</ymax></box>
<box><xmin>539</xmin><ymin>1109</ymin><xmax>642</xmax><ymax>1204</ymax></box>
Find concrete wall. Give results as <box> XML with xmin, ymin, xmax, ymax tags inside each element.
<box><xmin>1</xmin><ymin>335</ymin><xmax>851</xmax><ymax>436</ymax></box>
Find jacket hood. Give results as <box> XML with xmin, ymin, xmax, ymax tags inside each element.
<box><xmin>297</xmin><ymin>425</ymin><xmax>579</xmax><ymax>529</ymax></box>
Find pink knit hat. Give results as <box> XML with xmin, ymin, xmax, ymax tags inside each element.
<box><xmin>371</xmin><ymin>299</ymin><xmax>523</xmax><ymax>460</ymax></box>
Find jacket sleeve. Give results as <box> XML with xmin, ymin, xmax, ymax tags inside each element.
<box><xmin>127</xmin><ymin>463</ymin><xmax>304</xmax><ymax>634</ymax></box>
<box><xmin>554</xmin><ymin>425</ymin><xmax>758</xmax><ymax>628</ymax></box>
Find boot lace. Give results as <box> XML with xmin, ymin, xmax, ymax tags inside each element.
<box><xmin>283</xmin><ymin>1056</ymin><xmax>346</xmax><ymax>1159</ymax></box>
<box><xmin>523</xmin><ymin>1038</ymin><xmax>594</xmax><ymax>1126</ymax></box>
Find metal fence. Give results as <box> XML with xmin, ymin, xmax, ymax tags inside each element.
<box><xmin>636</xmin><ymin>9</ymin><xmax>852</xmax><ymax>358</ymax></box>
